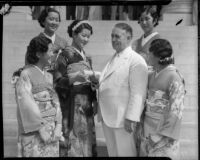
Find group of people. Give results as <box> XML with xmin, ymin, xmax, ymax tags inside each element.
<box><xmin>12</xmin><ymin>6</ymin><xmax>185</xmax><ymax>159</ymax></box>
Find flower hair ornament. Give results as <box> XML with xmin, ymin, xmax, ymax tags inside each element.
<box><xmin>72</xmin><ymin>20</ymin><xmax>91</xmax><ymax>32</ymax></box>
<box><xmin>159</xmin><ymin>54</ymin><xmax>174</xmax><ymax>64</ymax></box>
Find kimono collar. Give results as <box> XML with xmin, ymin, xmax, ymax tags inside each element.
<box><xmin>141</xmin><ymin>32</ymin><xmax>158</xmax><ymax>47</ymax></box>
<box><xmin>72</xmin><ymin>46</ymin><xmax>86</xmax><ymax>61</ymax></box>
<box><xmin>32</xmin><ymin>65</ymin><xmax>45</xmax><ymax>75</ymax></box>
<box><xmin>155</xmin><ymin>64</ymin><xmax>175</xmax><ymax>78</ymax></box>
<box><xmin>43</xmin><ymin>32</ymin><xmax>56</xmax><ymax>44</ymax></box>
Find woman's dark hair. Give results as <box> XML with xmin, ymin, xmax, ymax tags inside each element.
<box><xmin>67</xmin><ymin>20</ymin><xmax>93</xmax><ymax>38</ymax></box>
<box><xmin>38</xmin><ymin>7</ymin><xmax>61</xmax><ymax>28</ymax></box>
<box><xmin>26</xmin><ymin>36</ymin><xmax>52</xmax><ymax>64</ymax></box>
<box><xmin>149</xmin><ymin>39</ymin><xmax>174</xmax><ymax>65</ymax></box>
<box><xmin>138</xmin><ymin>5</ymin><xmax>160</xmax><ymax>27</ymax></box>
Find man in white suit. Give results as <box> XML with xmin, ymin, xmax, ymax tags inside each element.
<box><xmin>98</xmin><ymin>23</ymin><xmax>148</xmax><ymax>156</ymax></box>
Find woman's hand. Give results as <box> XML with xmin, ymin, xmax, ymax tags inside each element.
<box><xmin>39</xmin><ymin>125</ymin><xmax>51</xmax><ymax>144</ymax></box>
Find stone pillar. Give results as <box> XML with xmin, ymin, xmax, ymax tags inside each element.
<box><xmin>161</xmin><ymin>0</ymin><xmax>193</xmax><ymax>26</ymax></box>
<box><xmin>59</xmin><ymin>6</ymin><xmax>66</xmax><ymax>21</ymax></box>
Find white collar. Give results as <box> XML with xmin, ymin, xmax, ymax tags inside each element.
<box><xmin>115</xmin><ymin>46</ymin><xmax>132</xmax><ymax>57</ymax></box>
<box><xmin>32</xmin><ymin>65</ymin><xmax>45</xmax><ymax>75</ymax></box>
<box><xmin>72</xmin><ymin>46</ymin><xmax>86</xmax><ymax>60</ymax></box>
<box><xmin>141</xmin><ymin>32</ymin><xmax>158</xmax><ymax>47</ymax></box>
<box><xmin>43</xmin><ymin>32</ymin><xmax>56</xmax><ymax>44</ymax></box>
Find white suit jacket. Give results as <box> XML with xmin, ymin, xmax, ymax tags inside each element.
<box><xmin>98</xmin><ymin>46</ymin><xmax>148</xmax><ymax>128</ymax></box>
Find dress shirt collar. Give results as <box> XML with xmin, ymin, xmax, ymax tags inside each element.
<box><xmin>115</xmin><ymin>46</ymin><xmax>132</xmax><ymax>57</ymax></box>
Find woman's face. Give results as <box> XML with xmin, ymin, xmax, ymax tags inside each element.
<box><xmin>44</xmin><ymin>11</ymin><xmax>60</xmax><ymax>34</ymax></box>
<box><xmin>148</xmin><ymin>51</ymin><xmax>158</xmax><ymax>66</ymax></box>
<box><xmin>139</xmin><ymin>12</ymin><xmax>156</xmax><ymax>34</ymax></box>
<box><xmin>73</xmin><ymin>28</ymin><xmax>92</xmax><ymax>50</ymax></box>
<box><xmin>39</xmin><ymin>43</ymin><xmax>54</xmax><ymax>66</ymax></box>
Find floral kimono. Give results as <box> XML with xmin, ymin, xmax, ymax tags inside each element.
<box><xmin>54</xmin><ymin>46</ymin><xmax>97</xmax><ymax>157</ymax></box>
<box><xmin>137</xmin><ymin>65</ymin><xmax>185</xmax><ymax>159</ymax></box>
<box><xmin>15</xmin><ymin>65</ymin><xmax>62</xmax><ymax>157</ymax></box>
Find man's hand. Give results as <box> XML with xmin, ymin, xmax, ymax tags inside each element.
<box><xmin>124</xmin><ymin>119</ymin><xmax>137</xmax><ymax>133</ymax></box>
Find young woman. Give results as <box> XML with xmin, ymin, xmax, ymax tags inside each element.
<box><xmin>12</xmin><ymin>8</ymin><xmax>68</xmax><ymax>83</ymax></box>
<box><xmin>27</xmin><ymin>7</ymin><xmax>69</xmax><ymax>69</ymax></box>
<box><xmin>132</xmin><ymin>6</ymin><xmax>161</xmax><ymax>65</ymax></box>
<box><xmin>54</xmin><ymin>20</ymin><xmax>98</xmax><ymax>157</ymax></box>
<box><xmin>138</xmin><ymin>39</ymin><xmax>185</xmax><ymax>159</ymax></box>
<box><xmin>15</xmin><ymin>35</ymin><xmax>62</xmax><ymax>157</ymax></box>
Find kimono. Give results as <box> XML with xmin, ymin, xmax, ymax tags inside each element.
<box><xmin>25</xmin><ymin>33</ymin><xmax>69</xmax><ymax>73</ymax></box>
<box><xmin>15</xmin><ymin>65</ymin><xmax>62</xmax><ymax>157</ymax></box>
<box><xmin>132</xmin><ymin>32</ymin><xmax>160</xmax><ymax>65</ymax></box>
<box><xmin>137</xmin><ymin>65</ymin><xmax>185</xmax><ymax>159</ymax></box>
<box><xmin>12</xmin><ymin>33</ymin><xmax>69</xmax><ymax>84</ymax></box>
<box><xmin>54</xmin><ymin>46</ymin><xmax>97</xmax><ymax>157</ymax></box>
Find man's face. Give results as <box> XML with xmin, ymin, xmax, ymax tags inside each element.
<box><xmin>111</xmin><ymin>27</ymin><xmax>131</xmax><ymax>53</ymax></box>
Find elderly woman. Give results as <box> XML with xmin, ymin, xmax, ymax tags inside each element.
<box><xmin>138</xmin><ymin>39</ymin><xmax>185</xmax><ymax>159</ymax></box>
<box><xmin>15</xmin><ymin>35</ymin><xmax>62</xmax><ymax>157</ymax></box>
<box><xmin>54</xmin><ymin>20</ymin><xmax>99</xmax><ymax>157</ymax></box>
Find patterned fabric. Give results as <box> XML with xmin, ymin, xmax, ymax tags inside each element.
<box><xmin>138</xmin><ymin>80</ymin><xmax>185</xmax><ymax>159</ymax></box>
<box><xmin>54</xmin><ymin>46</ymin><xmax>97</xmax><ymax>157</ymax></box>
<box><xmin>15</xmin><ymin>65</ymin><xmax>62</xmax><ymax>157</ymax></box>
<box><xmin>67</xmin><ymin>94</ymin><xmax>97</xmax><ymax>157</ymax></box>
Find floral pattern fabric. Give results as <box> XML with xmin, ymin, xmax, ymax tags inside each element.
<box><xmin>15</xmin><ymin>66</ymin><xmax>62</xmax><ymax>157</ymax></box>
<box><xmin>138</xmin><ymin>80</ymin><xmax>185</xmax><ymax>159</ymax></box>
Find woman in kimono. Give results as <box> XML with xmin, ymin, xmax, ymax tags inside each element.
<box><xmin>12</xmin><ymin>7</ymin><xmax>69</xmax><ymax>83</ymax></box>
<box><xmin>26</xmin><ymin>7</ymin><xmax>69</xmax><ymax>65</ymax></box>
<box><xmin>54</xmin><ymin>20</ymin><xmax>98</xmax><ymax>157</ymax></box>
<box><xmin>15</xmin><ymin>35</ymin><xmax>62</xmax><ymax>157</ymax></box>
<box><xmin>138</xmin><ymin>39</ymin><xmax>185</xmax><ymax>159</ymax></box>
<box><xmin>132</xmin><ymin>6</ymin><xmax>161</xmax><ymax>65</ymax></box>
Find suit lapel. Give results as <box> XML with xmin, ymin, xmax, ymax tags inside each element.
<box><xmin>100</xmin><ymin>50</ymin><xmax>130</xmax><ymax>82</ymax></box>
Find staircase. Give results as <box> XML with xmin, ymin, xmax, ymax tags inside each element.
<box><xmin>3</xmin><ymin>6</ymin><xmax>198</xmax><ymax>159</ymax></box>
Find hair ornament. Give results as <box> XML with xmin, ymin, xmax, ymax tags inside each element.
<box><xmin>159</xmin><ymin>54</ymin><xmax>174</xmax><ymax>64</ymax></box>
<box><xmin>72</xmin><ymin>20</ymin><xmax>91</xmax><ymax>32</ymax></box>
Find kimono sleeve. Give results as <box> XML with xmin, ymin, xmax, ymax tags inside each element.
<box><xmin>53</xmin><ymin>50</ymin><xmax>71</xmax><ymax>89</ymax></box>
<box><xmin>158</xmin><ymin>78</ymin><xmax>185</xmax><ymax>140</ymax></box>
<box><xmin>16</xmin><ymin>70</ymin><xmax>45</xmax><ymax>133</ymax></box>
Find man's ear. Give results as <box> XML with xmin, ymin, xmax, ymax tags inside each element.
<box><xmin>127</xmin><ymin>34</ymin><xmax>132</xmax><ymax>42</ymax></box>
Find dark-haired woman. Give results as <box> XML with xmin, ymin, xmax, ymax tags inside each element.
<box><xmin>12</xmin><ymin>8</ymin><xmax>68</xmax><ymax>84</ymax></box>
<box><xmin>54</xmin><ymin>20</ymin><xmax>99</xmax><ymax>157</ymax></box>
<box><xmin>26</xmin><ymin>7</ymin><xmax>69</xmax><ymax>67</ymax></box>
<box><xmin>138</xmin><ymin>39</ymin><xmax>185</xmax><ymax>159</ymax></box>
<box><xmin>132</xmin><ymin>6</ymin><xmax>161</xmax><ymax>65</ymax></box>
<box><xmin>15</xmin><ymin>35</ymin><xmax>62</xmax><ymax>157</ymax></box>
